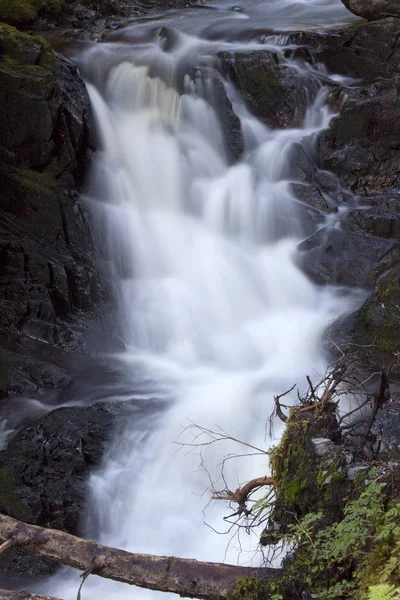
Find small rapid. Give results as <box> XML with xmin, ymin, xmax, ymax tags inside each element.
<box><xmin>40</xmin><ymin>2</ymin><xmax>359</xmax><ymax>598</ymax></box>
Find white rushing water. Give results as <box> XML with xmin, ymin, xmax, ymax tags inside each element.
<box><xmin>41</xmin><ymin>2</ymin><xmax>359</xmax><ymax>598</ymax></box>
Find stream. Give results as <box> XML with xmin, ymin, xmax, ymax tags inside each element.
<box><xmin>37</xmin><ymin>0</ymin><xmax>362</xmax><ymax>597</ymax></box>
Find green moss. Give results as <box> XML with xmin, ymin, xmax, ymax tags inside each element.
<box><xmin>0</xmin><ymin>24</ymin><xmax>58</xmax><ymax>73</ymax></box>
<box><xmin>0</xmin><ymin>0</ymin><xmax>66</xmax><ymax>25</ymax></box>
<box><xmin>0</xmin><ymin>466</ymin><xmax>33</xmax><ymax>521</ymax></box>
<box><xmin>360</xmin><ymin>306</ymin><xmax>400</xmax><ymax>354</ymax></box>
<box><xmin>377</xmin><ymin>274</ymin><xmax>398</xmax><ymax>303</ymax></box>
<box><xmin>269</xmin><ymin>402</ymin><xmax>345</xmax><ymax>528</ymax></box>
<box><xmin>228</xmin><ymin>576</ymin><xmax>285</xmax><ymax>600</ymax></box>
<box><xmin>0</xmin><ymin>54</ymin><xmax>45</xmax><ymax>77</ymax></box>
<box><xmin>0</xmin><ymin>0</ymin><xmax>37</xmax><ymax>25</ymax></box>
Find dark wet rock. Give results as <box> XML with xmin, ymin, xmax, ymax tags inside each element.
<box><xmin>199</xmin><ymin>70</ymin><xmax>243</xmax><ymax>162</ymax></box>
<box><xmin>291</xmin><ymin>183</ymin><xmax>331</xmax><ymax>213</ymax></box>
<box><xmin>0</xmin><ymin>398</ymin><xmax>161</xmax><ymax>577</ymax></box>
<box><xmin>373</xmin><ymin>391</ymin><xmax>400</xmax><ymax>452</ymax></box>
<box><xmin>285</xmin><ymin>18</ymin><xmax>400</xmax><ymax>371</ymax></box>
<box><xmin>318</xmin><ymin>75</ymin><xmax>400</xmax><ymax>196</ymax></box>
<box><xmin>288</xmin><ymin>143</ymin><xmax>351</xmax><ymax>208</ymax></box>
<box><xmin>342</xmin><ymin>197</ymin><xmax>400</xmax><ymax>240</ymax></box>
<box><xmin>298</xmin><ymin>227</ymin><xmax>396</xmax><ymax>288</ymax></box>
<box><xmin>0</xmin><ymin>353</ymin><xmax>8</xmax><ymax>400</ymax></box>
<box><xmin>340</xmin><ymin>0</ymin><xmax>400</xmax><ymax>21</ymax></box>
<box><xmin>290</xmin><ymin>18</ymin><xmax>400</xmax><ymax>81</ymax></box>
<box><xmin>0</xmin><ymin>26</ymin><xmax>106</xmax><ymax>397</ymax></box>
<box><xmin>218</xmin><ymin>50</ymin><xmax>324</xmax><ymax>129</ymax></box>
<box><xmin>332</xmin><ymin>266</ymin><xmax>400</xmax><ymax>371</ymax></box>
<box><xmin>283</xmin><ymin>19</ymin><xmax>400</xmax><ymax>197</ymax></box>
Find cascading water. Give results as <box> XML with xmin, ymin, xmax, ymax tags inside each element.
<box><xmin>39</xmin><ymin>2</ymin><xmax>360</xmax><ymax>597</ymax></box>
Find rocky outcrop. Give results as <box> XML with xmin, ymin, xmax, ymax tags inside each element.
<box><xmin>221</xmin><ymin>18</ymin><xmax>400</xmax><ymax>371</ymax></box>
<box><xmin>0</xmin><ymin>25</ymin><xmax>106</xmax><ymax>396</ymax></box>
<box><xmin>318</xmin><ymin>75</ymin><xmax>400</xmax><ymax>195</ymax></box>
<box><xmin>333</xmin><ymin>265</ymin><xmax>400</xmax><ymax>367</ymax></box>
<box><xmin>289</xmin><ymin>20</ymin><xmax>400</xmax><ymax>370</ymax></box>
<box><xmin>0</xmin><ymin>398</ymin><xmax>162</xmax><ymax>577</ymax></box>
<box><xmin>340</xmin><ymin>0</ymin><xmax>400</xmax><ymax>20</ymax></box>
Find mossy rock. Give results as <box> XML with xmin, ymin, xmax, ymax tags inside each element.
<box><xmin>219</xmin><ymin>49</ymin><xmax>320</xmax><ymax>130</ymax></box>
<box><xmin>268</xmin><ymin>401</ymin><xmax>348</xmax><ymax>531</ymax></box>
<box><xmin>0</xmin><ymin>166</ymin><xmax>64</xmax><ymax>245</ymax></box>
<box><xmin>353</xmin><ymin>268</ymin><xmax>400</xmax><ymax>363</ymax></box>
<box><xmin>0</xmin><ymin>0</ymin><xmax>66</xmax><ymax>26</ymax></box>
<box><xmin>0</xmin><ymin>24</ymin><xmax>57</xmax><ymax>72</ymax></box>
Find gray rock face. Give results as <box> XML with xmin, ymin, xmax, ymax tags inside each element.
<box><xmin>0</xmin><ymin>26</ymin><xmax>107</xmax><ymax>396</ymax></box>
<box><xmin>340</xmin><ymin>0</ymin><xmax>400</xmax><ymax>20</ymax></box>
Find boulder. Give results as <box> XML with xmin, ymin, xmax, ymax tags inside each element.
<box><xmin>332</xmin><ymin>265</ymin><xmax>400</xmax><ymax>371</ymax></box>
<box><xmin>0</xmin><ymin>26</ymin><xmax>106</xmax><ymax>396</ymax></box>
<box><xmin>340</xmin><ymin>0</ymin><xmax>400</xmax><ymax>20</ymax></box>
<box><xmin>218</xmin><ymin>50</ymin><xmax>324</xmax><ymax>130</ymax></box>
<box><xmin>298</xmin><ymin>227</ymin><xmax>396</xmax><ymax>288</ymax></box>
<box><xmin>342</xmin><ymin>197</ymin><xmax>400</xmax><ymax>240</ymax></box>
<box><xmin>0</xmin><ymin>398</ymin><xmax>162</xmax><ymax>577</ymax></box>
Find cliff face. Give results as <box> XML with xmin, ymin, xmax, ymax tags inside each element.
<box><xmin>0</xmin><ymin>25</ymin><xmax>106</xmax><ymax>398</ymax></box>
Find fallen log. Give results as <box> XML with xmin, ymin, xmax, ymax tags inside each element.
<box><xmin>0</xmin><ymin>514</ymin><xmax>280</xmax><ymax>600</ymax></box>
<box><xmin>0</xmin><ymin>591</ymin><xmax>61</xmax><ymax>600</ymax></box>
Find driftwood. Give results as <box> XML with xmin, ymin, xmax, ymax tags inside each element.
<box><xmin>0</xmin><ymin>514</ymin><xmax>280</xmax><ymax>600</ymax></box>
<box><xmin>0</xmin><ymin>591</ymin><xmax>62</xmax><ymax>600</ymax></box>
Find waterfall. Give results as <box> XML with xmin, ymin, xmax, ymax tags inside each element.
<box><xmin>41</xmin><ymin>10</ymin><xmax>358</xmax><ymax>599</ymax></box>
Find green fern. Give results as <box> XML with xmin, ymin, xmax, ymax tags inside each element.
<box><xmin>367</xmin><ymin>584</ymin><xmax>398</xmax><ymax>600</ymax></box>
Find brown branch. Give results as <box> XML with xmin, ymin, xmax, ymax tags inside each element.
<box><xmin>273</xmin><ymin>383</ymin><xmax>296</xmax><ymax>423</ymax></box>
<box><xmin>212</xmin><ymin>476</ymin><xmax>275</xmax><ymax>505</ymax></box>
<box><xmin>0</xmin><ymin>514</ymin><xmax>280</xmax><ymax>600</ymax></box>
<box><xmin>0</xmin><ymin>591</ymin><xmax>62</xmax><ymax>600</ymax></box>
<box><xmin>306</xmin><ymin>376</ymin><xmax>317</xmax><ymax>403</ymax></box>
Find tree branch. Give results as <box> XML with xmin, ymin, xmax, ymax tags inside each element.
<box><xmin>212</xmin><ymin>477</ymin><xmax>275</xmax><ymax>506</ymax></box>
<box><xmin>0</xmin><ymin>514</ymin><xmax>280</xmax><ymax>600</ymax></box>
